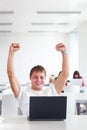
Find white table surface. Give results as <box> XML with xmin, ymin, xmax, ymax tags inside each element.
<box><xmin>0</xmin><ymin>115</ymin><xmax>87</xmax><ymax>130</ymax></box>
<box><xmin>76</xmin><ymin>92</ymin><xmax>87</xmax><ymax>103</ymax></box>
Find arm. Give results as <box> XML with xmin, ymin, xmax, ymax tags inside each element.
<box><xmin>7</xmin><ymin>43</ymin><xmax>21</xmax><ymax>98</ymax></box>
<box><xmin>53</xmin><ymin>43</ymin><xmax>69</xmax><ymax>94</ymax></box>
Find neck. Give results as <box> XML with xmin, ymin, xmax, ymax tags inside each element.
<box><xmin>31</xmin><ymin>86</ymin><xmax>42</xmax><ymax>91</ymax></box>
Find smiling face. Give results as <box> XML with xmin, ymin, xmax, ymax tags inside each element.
<box><xmin>29</xmin><ymin>65</ymin><xmax>46</xmax><ymax>91</ymax></box>
<box><xmin>30</xmin><ymin>71</ymin><xmax>46</xmax><ymax>91</ymax></box>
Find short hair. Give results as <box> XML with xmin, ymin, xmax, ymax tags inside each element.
<box><xmin>30</xmin><ymin>65</ymin><xmax>46</xmax><ymax>77</ymax></box>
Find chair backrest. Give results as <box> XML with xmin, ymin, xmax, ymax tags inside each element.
<box><xmin>1</xmin><ymin>94</ymin><xmax>18</xmax><ymax>116</ymax></box>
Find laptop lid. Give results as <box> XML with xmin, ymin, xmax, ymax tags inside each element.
<box><xmin>29</xmin><ymin>96</ymin><xmax>67</xmax><ymax>121</ymax></box>
<box><xmin>70</xmin><ymin>79</ymin><xmax>82</xmax><ymax>86</ymax></box>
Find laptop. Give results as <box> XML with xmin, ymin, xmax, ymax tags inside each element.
<box><xmin>70</xmin><ymin>79</ymin><xmax>82</xmax><ymax>86</ymax></box>
<box><xmin>28</xmin><ymin>96</ymin><xmax>67</xmax><ymax>121</ymax></box>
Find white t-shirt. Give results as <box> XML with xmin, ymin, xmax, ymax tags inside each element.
<box><xmin>17</xmin><ymin>83</ymin><xmax>58</xmax><ymax>116</ymax></box>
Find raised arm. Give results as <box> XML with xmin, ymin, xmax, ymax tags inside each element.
<box><xmin>53</xmin><ymin>43</ymin><xmax>69</xmax><ymax>94</ymax></box>
<box><xmin>7</xmin><ymin>43</ymin><xmax>21</xmax><ymax>98</ymax></box>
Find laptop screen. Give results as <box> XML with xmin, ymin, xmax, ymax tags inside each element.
<box><xmin>29</xmin><ymin>96</ymin><xmax>67</xmax><ymax>121</ymax></box>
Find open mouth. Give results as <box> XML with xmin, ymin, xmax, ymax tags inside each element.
<box><xmin>35</xmin><ymin>82</ymin><xmax>42</xmax><ymax>86</ymax></box>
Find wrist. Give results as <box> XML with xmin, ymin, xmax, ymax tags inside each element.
<box><xmin>61</xmin><ymin>50</ymin><xmax>68</xmax><ymax>54</ymax></box>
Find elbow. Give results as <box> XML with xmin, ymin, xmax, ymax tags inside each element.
<box><xmin>66</xmin><ymin>72</ymin><xmax>69</xmax><ymax>78</ymax></box>
<box><xmin>7</xmin><ymin>70</ymin><xmax>14</xmax><ymax>79</ymax></box>
<box><xmin>63</xmin><ymin>71</ymin><xmax>69</xmax><ymax>79</ymax></box>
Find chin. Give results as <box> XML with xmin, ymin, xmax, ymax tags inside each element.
<box><xmin>36</xmin><ymin>85</ymin><xmax>43</xmax><ymax>90</ymax></box>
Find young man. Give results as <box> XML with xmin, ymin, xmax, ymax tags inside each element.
<box><xmin>7</xmin><ymin>43</ymin><xmax>69</xmax><ymax>116</ymax></box>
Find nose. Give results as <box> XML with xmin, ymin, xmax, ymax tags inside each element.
<box><xmin>37</xmin><ymin>77</ymin><xmax>41</xmax><ymax>82</ymax></box>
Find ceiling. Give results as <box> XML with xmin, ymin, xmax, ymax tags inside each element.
<box><xmin>0</xmin><ymin>0</ymin><xmax>87</xmax><ymax>33</ymax></box>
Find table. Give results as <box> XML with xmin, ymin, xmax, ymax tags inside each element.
<box><xmin>0</xmin><ymin>115</ymin><xmax>87</xmax><ymax>130</ymax></box>
<box><xmin>0</xmin><ymin>86</ymin><xmax>87</xmax><ymax>116</ymax></box>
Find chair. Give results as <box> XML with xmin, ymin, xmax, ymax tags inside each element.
<box><xmin>1</xmin><ymin>94</ymin><xmax>18</xmax><ymax>116</ymax></box>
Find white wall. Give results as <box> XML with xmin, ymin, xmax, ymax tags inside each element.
<box><xmin>68</xmin><ymin>32</ymin><xmax>79</xmax><ymax>79</ymax></box>
<box><xmin>0</xmin><ymin>32</ymin><xmax>69</xmax><ymax>84</ymax></box>
<box><xmin>78</xmin><ymin>21</ymin><xmax>87</xmax><ymax>82</ymax></box>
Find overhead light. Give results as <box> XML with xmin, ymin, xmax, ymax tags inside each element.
<box><xmin>28</xmin><ymin>30</ymin><xmax>60</xmax><ymax>33</ymax></box>
<box><xmin>0</xmin><ymin>30</ymin><xmax>12</xmax><ymax>33</ymax></box>
<box><xmin>31</xmin><ymin>23</ymin><xmax>68</xmax><ymax>25</ymax></box>
<box><xmin>0</xmin><ymin>23</ymin><xmax>12</xmax><ymax>25</ymax></box>
<box><xmin>37</xmin><ymin>11</ymin><xmax>81</xmax><ymax>14</ymax></box>
<box><xmin>0</xmin><ymin>11</ymin><xmax>14</xmax><ymax>14</ymax></box>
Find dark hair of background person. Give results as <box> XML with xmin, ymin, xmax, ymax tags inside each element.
<box><xmin>73</xmin><ymin>70</ymin><xmax>82</xmax><ymax>79</ymax></box>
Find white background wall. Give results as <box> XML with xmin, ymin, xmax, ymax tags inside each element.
<box><xmin>0</xmin><ymin>32</ymin><xmax>69</xmax><ymax>84</ymax></box>
<box><xmin>68</xmin><ymin>32</ymin><xmax>79</xmax><ymax>79</ymax></box>
<box><xmin>78</xmin><ymin>21</ymin><xmax>87</xmax><ymax>82</ymax></box>
<box><xmin>0</xmin><ymin>24</ymin><xmax>86</xmax><ymax>86</ymax></box>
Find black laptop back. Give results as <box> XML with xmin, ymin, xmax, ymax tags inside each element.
<box><xmin>29</xmin><ymin>96</ymin><xmax>67</xmax><ymax>121</ymax></box>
